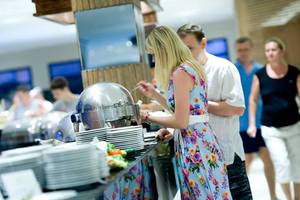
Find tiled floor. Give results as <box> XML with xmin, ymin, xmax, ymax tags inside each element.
<box><xmin>248</xmin><ymin>157</ymin><xmax>285</xmax><ymax>200</ymax></box>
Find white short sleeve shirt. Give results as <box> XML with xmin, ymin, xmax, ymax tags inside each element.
<box><xmin>204</xmin><ymin>54</ymin><xmax>245</xmax><ymax>165</ymax></box>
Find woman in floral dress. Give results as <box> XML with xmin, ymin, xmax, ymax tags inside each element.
<box><xmin>138</xmin><ymin>26</ymin><xmax>232</xmax><ymax>200</ymax></box>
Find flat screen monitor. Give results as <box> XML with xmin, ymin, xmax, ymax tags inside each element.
<box><xmin>206</xmin><ymin>38</ymin><xmax>230</xmax><ymax>60</ymax></box>
<box><xmin>49</xmin><ymin>60</ymin><xmax>83</xmax><ymax>94</ymax></box>
<box><xmin>75</xmin><ymin>4</ymin><xmax>140</xmax><ymax>70</ymax></box>
<box><xmin>0</xmin><ymin>67</ymin><xmax>32</xmax><ymax>101</ymax></box>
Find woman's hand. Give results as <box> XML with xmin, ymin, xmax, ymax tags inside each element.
<box><xmin>137</xmin><ymin>81</ymin><xmax>156</xmax><ymax>99</ymax></box>
<box><xmin>247</xmin><ymin>125</ymin><xmax>257</xmax><ymax>138</ymax></box>
<box><xmin>156</xmin><ymin>128</ymin><xmax>173</xmax><ymax>141</ymax></box>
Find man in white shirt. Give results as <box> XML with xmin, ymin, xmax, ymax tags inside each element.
<box><xmin>177</xmin><ymin>24</ymin><xmax>252</xmax><ymax>200</ymax></box>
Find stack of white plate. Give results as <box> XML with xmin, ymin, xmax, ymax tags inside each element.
<box><xmin>76</xmin><ymin>128</ymin><xmax>106</xmax><ymax>145</ymax></box>
<box><xmin>143</xmin><ymin>131</ymin><xmax>157</xmax><ymax>146</ymax></box>
<box><xmin>97</xmin><ymin>150</ymin><xmax>110</xmax><ymax>178</ymax></box>
<box><xmin>43</xmin><ymin>143</ymin><xmax>100</xmax><ymax>190</ymax></box>
<box><xmin>106</xmin><ymin>125</ymin><xmax>144</xmax><ymax>150</ymax></box>
<box><xmin>32</xmin><ymin>190</ymin><xmax>77</xmax><ymax>200</ymax></box>
<box><xmin>0</xmin><ymin>153</ymin><xmax>44</xmax><ymax>190</ymax></box>
<box><xmin>1</xmin><ymin>145</ymin><xmax>52</xmax><ymax>157</ymax></box>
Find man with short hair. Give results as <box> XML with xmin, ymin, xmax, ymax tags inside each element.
<box><xmin>50</xmin><ymin>77</ymin><xmax>79</xmax><ymax>113</ymax></box>
<box><xmin>12</xmin><ymin>85</ymin><xmax>46</xmax><ymax>120</ymax></box>
<box><xmin>235</xmin><ymin>37</ymin><xmax>277</xmax><ymax>200</ymax></box>
<box><xmin>177</xmin><ymin>24</ymin><xmax>252</xmax><ymax>199</ymax></box>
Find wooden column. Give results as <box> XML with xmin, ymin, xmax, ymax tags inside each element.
<box><xmin>263</xmin><ymin>17</ymin><xmax>300</xmax><ymax>68</ymax></box>
<box><xmin>235</xmin><ymin>0</ymin><xmax>250</xmax><ymax>36</ymax></box>
<box><xmin>71</xmin><ymin>0</ymin><xmax>151</xmax><ymax>102</ymax></box>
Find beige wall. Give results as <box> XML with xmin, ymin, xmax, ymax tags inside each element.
<box><xmin>235</xmin><ymin>0</ymin><xmax>300</xmax><ymax>67</ymax></box>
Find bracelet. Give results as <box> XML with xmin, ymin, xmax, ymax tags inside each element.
<box><xmin>145</xmin><ymin>112</ymin><xmax>150</xmax><ymax>121</ymax></box>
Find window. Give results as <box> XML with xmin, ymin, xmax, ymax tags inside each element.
<box><xmin>49</xmin><ymin>60</ymin><xmax>83</xmax><ymax>94</ymax></box>
<box><xmin>206</xmin><ymin>38</ymin><xmax>230</xmax><ymax>60</ymax></box>
<box><xmin>0</xmin><ymin>67</ymin><xmax>32</xmax><ymax>100</ymax></box>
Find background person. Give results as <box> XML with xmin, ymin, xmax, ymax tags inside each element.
<box><xmin>30</xmin><ymin>87</ymin><xmax>53</xmax><ymax>112</ymax></box>
<box><xmin>50</xmin><ymin>77</ymin><xmax>79</xmax><ymax>113</ymax></box>
<box><xmin>177</xmin><ymin>24</ymin><xmax>252</xmax><ymax>200</ymax></box>
<box><xmin>235</xmin><ymin>37</ymin><xmax>276</xmax><ymax>200</ymax></box>
<box><xmin>138</xmin><ymin>26</ymin><xmax>232</xmax><ymax>200</ymax></box>
<box><xmin>248</xmin><ymin>37</ymin><xmax>300</xmax><ymax>200</ymax></box>
<box><xmin>11</xmin><ymin>85</ymin><xmax>46</xmax><ymax>120</ymax></box>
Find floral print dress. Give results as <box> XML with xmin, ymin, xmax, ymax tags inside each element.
<box><xmin>168</xmin><ymin>65</ymin><xmax>232</xmax><ymax>200</ymax></box>
<box><xmin>103</xmin><ymin>159</ymin><xmax>157</xmax><ymax>200</ymax></box>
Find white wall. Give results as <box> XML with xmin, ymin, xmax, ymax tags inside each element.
<box><xmin>0</xmin><ymin>42</ymin><xmax>80</xmax><ymax>89</ymax></box>
<box><xmin>201</xmin><ymin>18</ymin><xmax>239</xmax><ymax>61</ymax></box>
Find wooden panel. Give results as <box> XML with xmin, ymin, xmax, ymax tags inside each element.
<box><xmin>263</xmin><ymin>18</ymin><xmax>300</xmax><ymax>68</ymax></box>
<box><xmin>82</xmin><ymin>64</ymin><xmax>150</xmax><ymax>102</ymax></box>
<box><xmin>72</xmin><ymin>0</ymin><xmax>140</xmax><ymax>11</ymax></box>
<box><xmin>74</xmin><ymin>0</ymin><xmax>150</xmax><ymax>102</ymax></box>
<box><xmin>234</xmin><ymin>0</ymin><xmax>249</xmax><ymax>36</ymax></box>
<box><xmin>143</xmin><ymin>12</ymin><xmax>157</xmax><ymax>24</ymax></box>
<box><xmin>33</xmin><ymin>0</ymin><xmax>72</xmax><ymax>16</ymax></box>
<box><xmin>235</xmin><ymin>0</ymin><xmax>300</xmax><ymax>34</ymax></box>
<box><xmin>235</xmin><ymin>0</ymin><xmax>300</xmax><ymax>67</ymax></box>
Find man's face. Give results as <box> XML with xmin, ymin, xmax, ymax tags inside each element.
<box><xmin>51</xmin><ymin>88</ymin><xmax>65</xmax><ymax>101</ymax></box>
<box><xmin>236</xmin><ymin>42</ymin><xmax>253</xmax><ymax>63</ymax></box>
<box><xmin>181</xmin><ymin>34</ymin><xmax>204</xmax><ymax>59</ymax></box>
<box><xmin>16</xmin><ymin>91</ymin><xmax>29</xmax><ymax>103</ymax></box>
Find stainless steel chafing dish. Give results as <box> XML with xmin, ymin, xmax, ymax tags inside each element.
<box><xmin>0</xmin><ymin>112</ymin><xmax>68</xmax><ymax>151</ymax></box>
<box><xmin>71</xmin><ymin>82</ymin><xmax>140</xmax><ymax>131</ymax></box>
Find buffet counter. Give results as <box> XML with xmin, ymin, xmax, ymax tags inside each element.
<box><xmin>0</xmin><ymin>141</ymin><xmax>162</xmax><ymax>200</ymax></box>
<box><xmin>0</xmin><ymin>83</ymin><xmax>176</xmax><ymax>200</ymax></box>
<box><xmin>70</xmin><ymin>142</ymin><xmax>160</xmax><ymax>200</ymax></box>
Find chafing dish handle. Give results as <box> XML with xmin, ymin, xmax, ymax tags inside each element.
<box><xmin>70</xmin><ymin>113</ymin><xmax>81</xmax><ymax>133</ymax></box>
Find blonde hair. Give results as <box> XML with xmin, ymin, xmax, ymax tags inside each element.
<box><xmin>146</xmin><ymin>26</ymin><xmax>206</xmax><ymax>90</ymax></box>
<box><xmin>265</xmin><ymin>37</ymin><xmax>286</xmax><ymax>51</ymax></box>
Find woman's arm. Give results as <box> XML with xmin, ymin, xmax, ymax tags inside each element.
<box><xmin>138</xmin><ymin>81</ymin><xmax>170</xmax><ymax>111</ymax></box>
<box><xmin>146</xmin><ymin>70</ymin><xmax>193</xmax><ymax>129</ymax></box>
<box><xmin>152</xmin><ymin>91</ymin><xmax>170</xmax><ymax>111</ymax></box>
<box><xmin>247</xmin><ymin>75</ymin><xmax>260</xmax><ymax>137</ymax></box>
<box><xmin>208</xmin><ymin>101</ymin><xmax>244</xmax><ymax>116</ymax></box>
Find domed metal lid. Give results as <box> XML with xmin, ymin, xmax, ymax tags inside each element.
<box><xmin>76</xmin><ymin>82</ymin><xmax>135</xmax><ymax>113</ymax></box>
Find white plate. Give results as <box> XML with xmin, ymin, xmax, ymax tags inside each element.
<box><xmin>43</xmin><ymin>153</ymin><xmax>97</xmax><ymax>163</ymax></box>
<box><xmin>32</xmin><ymin>191</ymin><xmax>77</xmax><ymax>200</ymax></box>
<box><xmin>47</xmin><ymin>176</ymin><xmax>100</xmax><ymax>188</ymax></box>
<box><xmin>43</xmin><ymin>144</ymin><xmax>94</xmax><ymax>155</ymax></box>
<box><xmin>1</xmin><ymin>145</ymin><xmax>52</xmax><ymax>157</ymax></box>
<box><xmin>0</xmin><ymin>153</ymin><xmax>41</xmax><ymax>167</ymax></box>
<box><xmin>108</xmin><ymin>125</ymin><xmax>142</xmax><ymax>130</ymax></box>
<box><xmin>107</xmin><ymin>130</ymin><xmax>142</xmax><ymax>135</ymax></box>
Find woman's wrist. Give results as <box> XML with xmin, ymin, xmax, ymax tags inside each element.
<box><xmin>145</xmin><ymin>112</ymin><xmax>150</xmax><ymax>121</ymax></box>
<box><xmin>143</xmin><ymin>111</ymin><xmax>151</xmax><ymax>122</ymax></box>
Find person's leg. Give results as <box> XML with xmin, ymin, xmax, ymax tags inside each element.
<box><xmin>261</xmin><ymin>126</ymin><xmax>292</xmax><ymax>200</ymax></box>
<box><xmin>227</xmin><ymin>154</ymin><xmax>253</xmax><ymax>200</ymax></box>
<box><xmin>281</xmin><ymin>183</ymin><xmax>292</xmax><ymax>200</ymax></box>
<box><xmin>152</xmin><ymin>156</ymin><xmax>171</xmax><ymax>200</ymax></box>
<box><xmin>258</xmin><ymin>147</ymin><xmax>276</xmax><ymax>200</ymax></box>
<box><xmin>240</xmin><ymin>131</ymin><xmax>258</xmax><ymax>173</ymax></box>
<box><xmin>294</xmin><ymin>183</ymin><xmax>300</xmax><ymax>200</ymax></box>
<box><xmin>245</xmin><ymin>153</ymin><xmax>254</xmax><ymax>173</ymax></box>
<box><xmin>284</xmin><ymin>122</ymin><xmax>300</xmax><ymax>200</ymax></box>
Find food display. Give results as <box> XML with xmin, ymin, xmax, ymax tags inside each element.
<box><xmin>95</xmin><ymin>141</ymin><xmax>137</xmax><ymax>170</ymax></box>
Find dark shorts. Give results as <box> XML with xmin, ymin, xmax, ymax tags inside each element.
<box><xmin>240</xmin><ymin>128</ymin><xmax>266</xmax><ymax>154</ymax></box>
<box><xmin>227</xmin><ymin>154</ymin><xmax>253</xmax><ymax>200</ymax></box>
